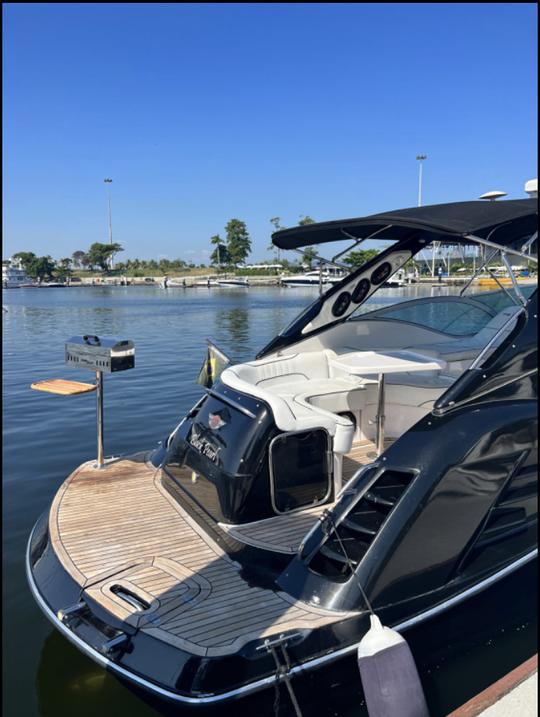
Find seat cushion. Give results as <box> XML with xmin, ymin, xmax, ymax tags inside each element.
<box><xmin>240</xmin><ymin>351</ymin><xmax>332</xmax><ymax>390</ymax></box>
<box><xmin>293</xmin><ymin>378</ymin><xmax>371</xmax><ymax>413</ymax></box>
<box><xmin>221</xmin><ymin>354</ymin><xmax>358</xmax><ymax>454</ymax></box>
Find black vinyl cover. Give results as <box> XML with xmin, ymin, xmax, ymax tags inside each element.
<box><xmin>272</xmin><ymin>199</ymin><xmax>537</xmax><ymax>249</ymax></box>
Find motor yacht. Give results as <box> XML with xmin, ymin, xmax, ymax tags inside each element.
<box><xmin>2</xmin><ymin>260</ymin><xmax>35</xmax><ymax>288</ymax></box>
<box><xmin>216</xmin><ymin>277</ymin><xmax>250</xmax><ymax>287</ymax></box>
<box><xmin>281</xmin><ymin>267</ymin><xmax>348</xmax><ymax>287</ymax></box>
<box><xmin>27</xmin><ymin>198</ymin><xmax>538</xmax><ymax>708</ymax></box>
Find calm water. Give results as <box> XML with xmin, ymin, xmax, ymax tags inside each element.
<box><xmin>2</xmin><ymin>285</ymin><xmax>537</xmax><ymax>717</ymax></box>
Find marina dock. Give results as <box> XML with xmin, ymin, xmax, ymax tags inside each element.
<box><xmin>55</xmin><ymin>274</ymin><xmax>535</xmax><ymax>287</ymax></box>
<box><xmin>448</xmin><ymin>655</ymin><xmax>538</xmax><ymax>717</ymax></box>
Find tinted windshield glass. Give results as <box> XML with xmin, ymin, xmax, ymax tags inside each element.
<box><xmin>359</xmin><ymin>299</ymin><xmax>494</xmax><ymax>336</ymax></box>
<box><xmin>473</xmin><ymin>284</ymin><xmax>537</xmax><ymax>312</ymax></box>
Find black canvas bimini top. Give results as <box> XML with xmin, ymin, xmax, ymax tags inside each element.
<box><xmin>272</xmin><ymin>199</ymin><xmax>538</xmax><ymax>250</ymax></box>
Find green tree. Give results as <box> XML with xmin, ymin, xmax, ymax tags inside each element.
<box><xmin>56</xmin><ymin>258</ymin><xmax>73</xmax><ymax>281</ymax></box>
<box><xmin>12</xmin><ymin>252</ymin><xmax>37</xmax><ymax>270</ymax></box>
<box><xmin>270</xmin><ymin>217</ymin><xmax>284</xmax><ymax>232</ymax></box>
<box><xmin>87</xmin><ymin>242</ymin><xmax>123</xmax><ymax>272</ymax></box>
<box><xmin>296</xmin><ymin>217</ymin><xmax>317</xmax><ymax>267</ymax></box>
<box><xmin>72</xmin><ymin>250</ymin><xmax>87</xmax><ymax>268</ymax></box>
<box><xmin>343</xmin><ymin>249</ymin><xmax>380</xmax><ymax>269</ymax></box>
<box><xmin>301</xmin><ymin>246</ymin><xmax>318</xmax><ymax>268</ymax></box>
<box><xmin>26</xmin><ymin>256</ymin><xmax>56</xmax><ymax>282</ymax></box>
<box><xmin>268</xmin><ymin>217</ymin><xmax>285</xmax><ymax>259</ymax></box>
<box><xmin>225</xmin><ymin>219</ymin><xmax>251</xmax><ymax>266</ymax></box>
<box><xmin>210</xmin><ymin>234</ymin><xmax>231</xmax><ymax>266</ymax></box>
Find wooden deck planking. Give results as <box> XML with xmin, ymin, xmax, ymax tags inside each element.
<box><xmin>223</xmin><ymin>439</ymin><xmax>393</xmax><ymax>554</ymax></box>
<box><xmin>51</xmin><ymin>454</ymin><xmax>356</xmax><ymax>657</ymax></box>
<box><xmin>31</xmin><ymin>378</ymin><xmax>97</xmax><ymax>395</ymax></box>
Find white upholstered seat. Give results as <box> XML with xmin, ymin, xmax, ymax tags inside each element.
<box><xmin>220</xmin><ymin>351</ymin><xmax>370</xmax><ymax>454</ymax></box>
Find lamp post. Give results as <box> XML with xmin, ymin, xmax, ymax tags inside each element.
<box><xmin>416</xmin><ymin>154</ymin><xmax>435</xmax><ymax>276</ymax></box>
<box><xmin>104</xmin><ymin>178</ymin><xmax>113</xmax><ymax>270</ymax></box>
<box><xmin>416</xmin><ymin>154</ymin><xmax>427</xmax><ymax>207</ymax></box>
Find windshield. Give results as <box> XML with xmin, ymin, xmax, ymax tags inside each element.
<box><xmin>348</xmin><ymin>285</ymin><xmax>536</xmax><ymax>336</ymax></box>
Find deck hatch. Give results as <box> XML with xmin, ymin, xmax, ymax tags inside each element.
<box><xmin>110</xmin><ymin>585</ymin><xmax>152</xmax><ymax>611</ymax></box>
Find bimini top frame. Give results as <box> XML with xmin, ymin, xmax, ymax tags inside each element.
<box><xmin>272</xmin><ymin>199</ymin><xmax>538</xmax><ymax>251</ymax></box>
<box><xmin>258</xmin><ymin>200</ymin><xmax>537</xmax><ymax>357</ymax></box>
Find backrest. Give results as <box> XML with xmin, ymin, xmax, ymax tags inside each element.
<box><xmin>237</xmin><ymin>351</ymin><xmax>332</xmax><ymax>390</ymax></box>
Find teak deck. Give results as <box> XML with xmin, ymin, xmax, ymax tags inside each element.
<box><xmin>50</xmin><ymin>454</ymin><xmax>361</xmax><ymax>657</ymax></box>
<box><xmin>222</xmin><ymin>439</ymin><xmax>390</xmax><ymax>553</ymax></box>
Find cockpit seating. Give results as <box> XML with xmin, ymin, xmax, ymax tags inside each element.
<box><xmin>220</xmin><ymin>350</ymin><xmax>377</xmax><ymax>455</ymax></box>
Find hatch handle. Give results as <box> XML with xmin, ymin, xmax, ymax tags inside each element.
<box><xmin>110</xmin><ymin>585</ymin><xmax>151</xmax><ymax>611</ymax></box>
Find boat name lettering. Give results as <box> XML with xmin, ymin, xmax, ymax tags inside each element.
<box><xmin>189</xmin><ymin>428</ymin><xmax>219</xmax><ymax>463</ymax></box>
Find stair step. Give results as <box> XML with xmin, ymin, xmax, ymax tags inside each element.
<box><xmin>319</xmin><ymin>543</ymin><xmax>356</xmax><ymax>566</ymax></box>
<box><xmin>365</xmin><ymin>489</ymin><xmax>397</xmax><ymax>509</ymax></box>
<box><xmin>342</xmin><ymin>513</ymin><xmax>381</xmax><ymax>537</ymax></box>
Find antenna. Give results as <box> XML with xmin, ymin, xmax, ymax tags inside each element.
<box><xmin>478</xmin><ymin>190</ymin><xmax>507</xmax><ymax>201</ymax></box>
<box><xmin>524</xmin><ymin>179</ymin><xmax>538</xmax><ymax>198</ymax></box>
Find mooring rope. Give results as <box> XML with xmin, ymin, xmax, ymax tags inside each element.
<box><xmin>323</xmin><ymin>510</ymin><xmax>375</xmax><ymax>615</ymax></box>
<box><xmin>268</xmin><ymin>644</ymin><xmax>304</xmax><ymax>717</ymax></box>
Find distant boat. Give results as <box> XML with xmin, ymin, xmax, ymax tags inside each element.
<box><xmin>161</xmin><ymin>278</ymin><xmax>186</xmax><ymax>288</ymax></box>
<box><xmin>383</xmin><ymin>269</ymin><xmax>406</xmax><ymax>288</ymax></box>
<box><xmin>193</xmin><ymin>279</ymin><xmax>219</xmax><ymax>287</ymax></box>
<box><xmin>2</xmin><ymin>261</ymin><xmax>36</xmax><ymax>288</ymax></box>
<box><xmin>281</xmin><ymin>269</ymin><xmax>347</xmax><ymax>287</ymax></box>
<box><xmin>192</xmin><ymin>278</ymin><xmax>250</xmax><ymax>288</ymax></box>
<box><xmin>216</xmin><ymin>278</ymin><xmax>249</xmax><ymax>288</ymax></box>
<box><xmin>39</xmin><ymin>281</ymin><xmax>67</xmax><ymax>288</ymax></box>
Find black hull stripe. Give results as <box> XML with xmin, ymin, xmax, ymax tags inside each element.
<box><xmin>26</xmin><ymin>521</ymin><xmax>537</xmax><ymax>706</ymax></box>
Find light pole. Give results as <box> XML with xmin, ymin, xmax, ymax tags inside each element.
<box><xmin>104</xmin><ymin>178</ymin><xmax>113</xmax><ymax>270</ymax></box>
<box><xmin>416</xmin><ymin>154</ymin><xmax>427</xmax><ymax>207</ymax></box>
<box><xmin>416</xmin><ymin>154</ymin><xmax>435</xmax><ymax>276</ymax></box>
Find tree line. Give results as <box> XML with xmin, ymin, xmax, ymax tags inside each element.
<box><xmin>11</xmin><ymin>242</ymin><xmax>124</xmax><ymax>281</ymax></box>
<box><xmin>9</xmin><ymin>214</ymin><xmax>387</xmax><ymax>282</ymax></box>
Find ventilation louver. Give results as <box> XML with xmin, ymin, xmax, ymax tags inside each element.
<box><xmin>309</xmin><ymin>469</ymin><xmax>416</xmax><ymax>580</ymax></box>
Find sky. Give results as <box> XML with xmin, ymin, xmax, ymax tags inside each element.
<box><xmin>2</xmin><ymin>3</ymin><xmax>538</xmax><ymax>263</ymax></box>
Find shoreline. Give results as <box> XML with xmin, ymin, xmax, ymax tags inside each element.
<box><xmin>4</xmin><ymin>275</ymin><xmax>536</xmax><ymax>289</ymax></box>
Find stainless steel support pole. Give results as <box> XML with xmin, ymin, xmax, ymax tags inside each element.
<box><xmin>96</xmin><ymin>370</ymin><xmax>104</xmax><ymax>469</ymax></box>
<box><xmin>375</xmin><ymin>372</ymin><xmax>386</xmax><ymax>456</ymax></box>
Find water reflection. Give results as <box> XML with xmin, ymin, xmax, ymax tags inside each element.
<box><xmin>214</xmin><ymin>307</ymin><xmax>250</xmax><ymax>360</ymax></box>
<box><xmin>36</xmin><ymin>631</ymin><xmax>161</xmax><ymax>717</ymax></box>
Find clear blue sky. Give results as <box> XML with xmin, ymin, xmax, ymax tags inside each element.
<box><xmin>3</xmin><ymin>3</ymin><xmax>538</xmax><ymax>263</ymax></box>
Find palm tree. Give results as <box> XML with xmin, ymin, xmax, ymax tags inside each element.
<box><xmin>268</xmin><ymin>217</ymin><xmax>285</xmax><ymax>262</ymax></box>
<box><xmin>210</xmin><ymin>234</ymin><xmax>228</xmax><ymax>267</ymax></box>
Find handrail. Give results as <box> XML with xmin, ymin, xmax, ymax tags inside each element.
<box><xmin>501</xmin><ymin>252</ymin><xmax>527</xmax><ymax>306</ymax></box>
<box><xmin>464</xmin><ymin>233</ymin><xmax>538</xmax><ymax>263</ymax></box>
<box><xmin>469</xmin><ymin>306</ymin><xmax>526</xmax><ymax>370</ymax></box>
